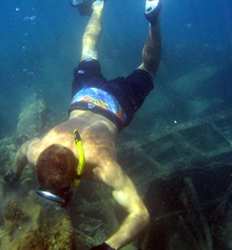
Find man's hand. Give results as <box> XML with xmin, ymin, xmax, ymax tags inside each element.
<box><xmin>90</xmin><ymin>243</ymin><xmax>115</xmax><ymax>250</ymax></box>
<box><xmin>4</xmin><ymin>170</ymin><xmax>19</xmax><ymax>185</ymax></box>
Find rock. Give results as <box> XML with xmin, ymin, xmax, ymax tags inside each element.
<box><xmin>16</xmin><ymin>94</ymin><xmax>47</xmax><ymax>143</ymax></box>
<box><xmin>0</xmin><ymin>195</ymin><xmax>77</xmax><ymax>250</ymax></box>
<box><xmin>0</xmin><ymin>137</ymin><xmax>16</xmax><ymax>174</ymax></box>
<box><xmin>168</xmin><ymin>65</ymin><xmax>218</xmax><ymax>98</ymax></box>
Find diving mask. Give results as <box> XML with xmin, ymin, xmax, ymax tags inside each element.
<box><xmin>36</xmin><ymin>189</ymin><xmax>67</xmax><ymax>206</ymax></box>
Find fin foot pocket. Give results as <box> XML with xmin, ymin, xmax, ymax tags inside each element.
<box><xmin>145</xmin><ymin>0</ymin><xmax>161</xmax><ymax>23</ymax></box>
<box><xmin>70</xmin><ymin>0</ymin><xmax>95</xmax><ymax>16</ymax></box>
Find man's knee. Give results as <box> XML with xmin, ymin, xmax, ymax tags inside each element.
<box><xmin>143</xmin><ymin>43</ymin><xmax>161</xmax><ymax>74</ymax></box>
<box><xmin>81</xmin><ymin>50</ymin><xmax>98</xmax><ymax>61</ymax></box>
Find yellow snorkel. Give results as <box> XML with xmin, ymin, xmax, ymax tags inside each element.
<box><xmin>73</xmin><ymin>129</ymin><xmax>86</xmax><ymax>187</ymax></box>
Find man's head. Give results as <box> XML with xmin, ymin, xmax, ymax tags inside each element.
<box><xmin>36</xmin><ymin>144</ymin><xmax>77</xmax><ymax>205</ymax></box>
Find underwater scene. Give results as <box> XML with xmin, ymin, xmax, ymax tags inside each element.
<box><xmin>0</xmin><ymin>0</ymin><xmax>232</xmax><ymax>249</ymax></box>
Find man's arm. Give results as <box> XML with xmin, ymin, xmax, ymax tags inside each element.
<box><xmin>93</xmin><ymin>159</ymin><xmax>150</xmax><ymax>250</ymax></box>
<box><xmin>4</xmin><ymin>139</ymin><xmax>37</xmax><ymax>183</ymax></box>
<box><xmin>14</xmin><ymin>142</ymin><xmax>29</xmax><ymax>179</ymax></box>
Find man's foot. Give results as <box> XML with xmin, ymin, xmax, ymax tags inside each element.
<box><xmin>92</xmin><ymin>0</ymin><xmax>104</xmax><ymax>13</ymax></box>
<box><xmin>71</xmin><ymin>0</ymin><xmax>103</xmax><ymax>16</ymax></box>
<box><xmin>145</xmin><ymin>0</ymin><xmax>161</xmax><ymax>23</ymax></box>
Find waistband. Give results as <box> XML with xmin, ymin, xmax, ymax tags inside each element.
<box><xmin>69</xmin><ymin>102</ymin><xmax>125</xmax><ymax>129</ymax></box>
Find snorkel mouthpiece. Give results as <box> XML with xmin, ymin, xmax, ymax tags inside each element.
<box><xmin>36</xmin><ymin>189</ymin><xmax>66</xmax><ymax>206</ymax></box>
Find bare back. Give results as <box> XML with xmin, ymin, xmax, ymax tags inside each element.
<box><xmin>27</xmin><ymin>110</ymin><xmax>118</xmax><ymax>174</ymax></box>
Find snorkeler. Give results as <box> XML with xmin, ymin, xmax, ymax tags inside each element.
<box><xmin>5</xmin><ymin>0</ymin><xmax>161</xmax><ymax>249</ymax></box>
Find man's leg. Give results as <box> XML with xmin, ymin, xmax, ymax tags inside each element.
<box><xmin>139</xmin><ymin>19</ymin><xmax>161</xmax><ymax>75</ymax></box>
<box><xmin>81</xmin><ymin>0</ymin><xmax>104</xmax><ymax>61</ymax></box>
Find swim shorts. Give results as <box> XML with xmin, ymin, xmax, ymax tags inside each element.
<box><xmin>70</xmin><ymin>59</ymin><xmax>154</xmax><ymax>128</ymax></box>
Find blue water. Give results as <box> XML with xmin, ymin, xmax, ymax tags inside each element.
<box><xmin>1</xmin><ymin>1</ymin><xmax>232</xmax><ymax>249</ymax></box>
<box><xmin>0</xmin><ymin>0</ymin><xmax>232</xmax><ymax>136</ymax></box>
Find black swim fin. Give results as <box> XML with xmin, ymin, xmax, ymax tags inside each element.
<box><xmin>70</xmin><ymin>0</ymin><xmax>95</xmax><ymax>16</ymax></box>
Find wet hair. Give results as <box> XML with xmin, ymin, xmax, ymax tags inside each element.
<box><xmin>36</xmin><ymin>144</ymin><xmax>77</xmax><ymax>199</ymax></box>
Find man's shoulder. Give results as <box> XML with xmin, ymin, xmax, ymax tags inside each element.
<box><xmin>21</xmin><ymin>138</ymin><xmax>40</xmax><ymax>152</ymax></box>
<box><xmin>23</xmin><ymin>138</ymin><xmax>42</xmax><ymax>165</ymax></box>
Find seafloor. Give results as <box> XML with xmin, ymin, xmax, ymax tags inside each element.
<box><xmin>0</xmin><ymin>68</ymin><xmax>232</xmax><ymax>250</ymax></box>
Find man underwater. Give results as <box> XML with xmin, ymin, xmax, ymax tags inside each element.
<box><xmin>5</xmin><ymin>0</ymin><xmax>161</xmax><ymax>249</ymax></box>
